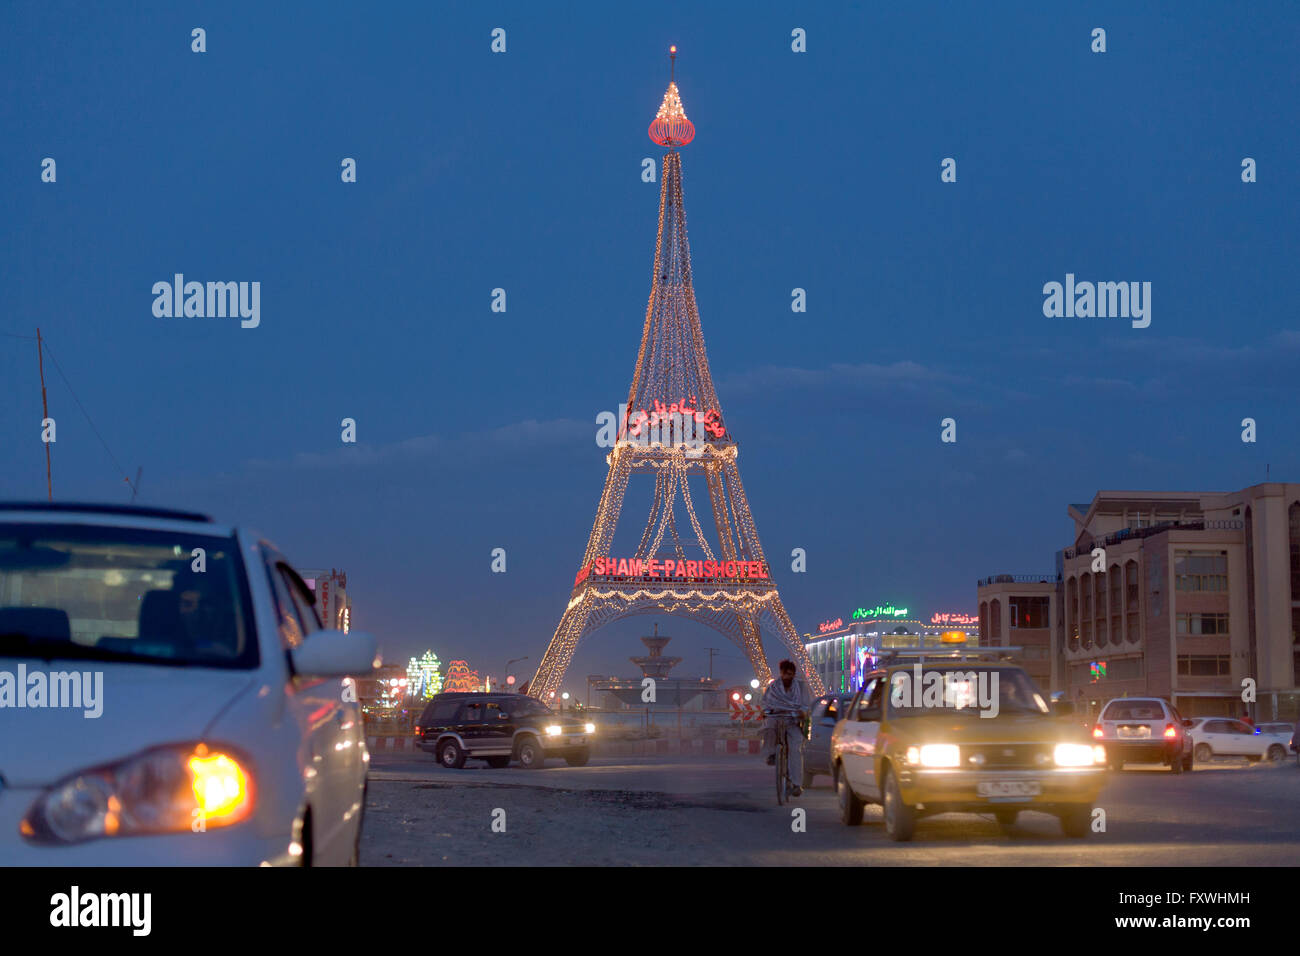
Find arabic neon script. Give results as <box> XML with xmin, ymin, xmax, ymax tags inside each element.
<box><xmin>852</xmin><ymin>605</ymin><xmax>908</xmax><ymax>620</ymax></box>
<box><xmin>931</xmin><ymin>612</ymin><xmax>978</xmax><ymax>626</ymax></box>
<box><xmin>625</xmin><ymin>396</ymin><xmax>725</xmax><ymax>439</ymax></box>
<box><xmin>818</xmin><ymin>618</ymin><xmax>843</xmax><ymax>633</ymax></box>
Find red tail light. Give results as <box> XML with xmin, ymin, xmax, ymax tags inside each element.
<box><xmin>1092</xmin><ymin>724</ymin><xmax>1103</xmax><ymax>738</ymax></box>
<box><xmin>1163</xmin><ymin>723</ymin><xmax>1177</xmax><ymax>739</ymax></box>
<box><xmin>414</xmin><ymin>726</ymin><xmax>422</xmax><ymax>736</ymax></box>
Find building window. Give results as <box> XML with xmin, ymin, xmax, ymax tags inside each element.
<box><xmin>1174</xmin><ymin>550</ymin><xmax>1228</xmax><ymax>592</ymax></box>
<box><xmin>989</xmin><ymin>599</ymin><xmax>1001</xmax><ymax>642</ymax></box>
<box><xmin>1177</xmin><ymin>655</ymin><xmax>1230</xmax><ymax>677</ymax></box>
<box><xmin>1009</xmin><ymin>595</ymin><xmax>1049</xmax><ymax>628</ymax></box>
<box><xmin>1176</xmin><ymin>613</ymin><xmax>1230</xmax><ymax>635</ymax></box>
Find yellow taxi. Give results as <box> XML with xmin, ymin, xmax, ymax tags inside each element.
<box><xmin>830</xmin><ymin>661</ymin><xmax>1107</xmax><ymax>841</ymax></box>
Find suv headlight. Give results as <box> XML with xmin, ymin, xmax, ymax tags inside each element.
<box><xmin>906</xmin><ymin>744</ymin><xmax>960</xmax><ymax>768</ymax></box>
<box><xmin>545</xmin><ymin>725</ymin><xmax>563</xmax><ymax>736</ymax></box>
<box><xmin>584</xmin><ymin>723</ymin><xmax>596</xmax><ymax>734</ymax></box>
<box><xmin>21</xmin><ymin>743</ymin><xmax>254</xmax><ymax>844</ymax></box>
<box><xmin>1054</xmin><ymin>743</ymin><xmax>1101</xmax><ymax>767</ymax></box>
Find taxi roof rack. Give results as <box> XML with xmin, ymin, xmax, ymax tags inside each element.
<box><xmin>876</xmin><ymin>646</ymin><xmax>1023</xmax><ymax>665</ymax></box>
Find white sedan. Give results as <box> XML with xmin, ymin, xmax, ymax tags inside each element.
<box><xmin>0</xmin><ymin>503</ymin><xmax>376</xmax><ymax>865</ymax></box>
<box><xmin>1187</xmin><ymin>718</ymin><xmax>1290</xmax><ymax>764</ymax></box>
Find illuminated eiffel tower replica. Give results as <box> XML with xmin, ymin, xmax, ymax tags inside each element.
<box><xmin>529</xmin><ymin>50</ymin><xmax>823</xmax><ymax>701</ymax></box>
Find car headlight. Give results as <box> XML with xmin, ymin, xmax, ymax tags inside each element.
<box><xmin>584</xmin><ymin>723</ymin><xmax>595</xmax><ymax>734</ymax></box>
<box><xmin>1054</xmin><ymin>743</ymin><xmax>1099</xmax><ymax>767</ymax></box>
<box><xmin>545</xmin><ymin>725</ymin><xmax>563</xmax><ymax>736</ymax></box>
<box><xmin>906</xmin><ymin>744</ymin><xmax>960</xmax><ymax>768</ymax></box>
<box><xmin>21</xmin><ymin>743</ymin><xmax>253</xmax><ymax>844</ymax></box>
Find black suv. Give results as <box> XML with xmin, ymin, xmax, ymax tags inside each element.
<box><xmin>415</xmin><ymin>692</ymin><xmax>593</xmax><ymax>769</ymax></box>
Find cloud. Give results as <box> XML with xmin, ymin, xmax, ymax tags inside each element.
<box><xmin>245</xmin><ymin>417</ymin><xmax>591</xmax><ymax>472</ymax></box>
<box><xmin>719</xmin><ymin>360</ymin><xmax>965</xmax><ymax>397</ymax></box>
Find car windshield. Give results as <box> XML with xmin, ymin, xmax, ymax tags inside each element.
<box><xmin>0</xmin><ymin>522</ymin><xmax>255</xmax><ymax>668</ymax></box>
<box><xmin>887</xmin><ymin>666</ymin><xmax>1047</xmax><ymax>717</ymax></box>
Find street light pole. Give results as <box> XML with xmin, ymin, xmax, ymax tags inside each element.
<box><xmin>506</xmin><ymin>656</ymin><xmax>528</xmax><ymax>692</ymax></box>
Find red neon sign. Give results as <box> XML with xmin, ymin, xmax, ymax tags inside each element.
<box><xmin>818</xmin><ymin>618</ymin><xmax>843</xmax><ymax>633</ymax></box>
<box><xmin>930</xmin><ymin>612</ymin><xmax>978</xmax><ymax>626</ymax></box>
<box><xmin>587</xmin><ymin>556</ymin><xmax>767</xmax><ymax>581</ymax></box>
<box><xmin>624</xmin><ymin>396</ymin><xmax>725</xmax><ymax>440</ymax></box>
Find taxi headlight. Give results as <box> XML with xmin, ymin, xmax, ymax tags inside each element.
<box><xmin>1054</xmin><ymin>743</ymin><xmax>1097</xmax><ymax>767</ymax></box>
<box><xmin>21</xmin><ymin>743</ymin><xmax>253</xmax><ymax>844</ymax></box>
<box><xmin>584</xmin><ymin>723</ymin><xmax>595</xmax><ymax>734</ymax></box>
<box><xmin>545</xmin><ymin>725</ymin><xmax>563</xmax><ymax>737</ymax></box>
<box><xmin>907</xmin><ymin>744</ymin><xmax>960</xmax><ymax>768</ymax></box>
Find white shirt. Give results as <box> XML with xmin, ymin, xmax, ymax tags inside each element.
<box><xmin>762</xmin><ymin>675</ymin><xmax>811</xmax><ymax>715</ymax></box>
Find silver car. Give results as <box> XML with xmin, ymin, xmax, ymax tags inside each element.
<box><xmin>802</xmin><ymin>692</ymin><xmax>854</xmax><ymax>787</ymax></box>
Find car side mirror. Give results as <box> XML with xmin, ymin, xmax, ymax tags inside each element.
<box><xmin>859</xmin><ymin>707</ymin><xmax>881</xmax><ymax>722</ymax></box>
<box><xmin>1053</xmin><ymin>700</ymin><xmax>1075</xmax><ymax>717</ymax></box>
<box><xmin>289</xmin><ymin>629</ymin><xmax>377</xmax><ymax>679</ymax></box>
<box><xmin>1182</xmin><ymin>719</ymin><xmax>1194</xmax><ymax>728</ymax></box>
<box><xmin>498</xmin><ymin>712</ymin><xmax>510</xmax><ymax>720</ymax></box>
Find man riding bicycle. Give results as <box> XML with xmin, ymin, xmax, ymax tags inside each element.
<box><xmin>762</xmin><ymin>659</ymin><xmax>811</xmax><ymax>796</ymax></box>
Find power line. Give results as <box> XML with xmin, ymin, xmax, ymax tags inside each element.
<box><xmin>37</xmin><ymin>334</ymin><xmax>136</xmax><ymax>496</ymax></box>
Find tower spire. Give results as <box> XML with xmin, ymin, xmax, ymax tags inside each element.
<box><xmin>648</xmin><ymin>46</ymin><xmax>694</xmax><ymax>147</ymax></box>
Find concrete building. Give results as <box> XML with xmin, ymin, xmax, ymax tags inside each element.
<box><xmin>978</xmin><ymin>484</ymin><xmax>1300</xmax><ymax>721</ymax></box>
<box><xmin>300</xmin><ymin>568</ymin><xmax>352</xmax><ymax>632</ymax></box>
<box><xmin>804</xmin><ymin>617</ymin><xmax>980</xmax><ymax>695</ymax></box>
<box><xmin>975</xmin><ymin>578</ymin><xmax>1057</xmax><ymax>691</ymax></box>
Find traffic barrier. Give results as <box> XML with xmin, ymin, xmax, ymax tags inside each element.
<box><xmin>363</xmin><ymin>736</ymin><xmax>762</xmax><ymax>756</ymax></box>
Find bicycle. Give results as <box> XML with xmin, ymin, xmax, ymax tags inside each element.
<box><xmin>767</xmin><ymin>711</ymin><xmax>807</xmax><ymax>805</ymax></box>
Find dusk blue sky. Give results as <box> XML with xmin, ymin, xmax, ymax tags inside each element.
<box><xmin>3</xmin><ymin>2</ymin><xmax>1297</xmax><ymax>690</ymax></box>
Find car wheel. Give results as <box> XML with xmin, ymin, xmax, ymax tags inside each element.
<box><xmin>994</xmin><ymin>809</ymin><xmax>1019</xmax><ymax>827</ymax></box>
<box><xmin>1169</xmin><ymin>753</ymin><xmax>1184</xmax><ymax>774</ymax></box>
<box><xmin>882</xmin><ymin>767</ymin><xmax>915</xmax><ymax>842</ymax></box>
<box><xmin>835</xmin><ymin>764</ymin><xmax>864</xmax><ymax>826</ymax></box>
<box><xmin>516</xmin><ymin>736</ymin><xmax>546</xmax><ymax>769</ymax></box>
<box><xmin>485</xmin><ymin>756</ymin><xmax>511</xmax><ymax>769</ymax></box>
<box><xmin>564</xmin><ymin>748</ymin><xmax>590</xmax><ymax>767</ymax></box>
<box><xmin>1267</xmin><ymin>745</ymin><xmax>1286</xmax><ymax>764</ymax></box>
<box><xmin>1108</xmin><ymin>756</ymin><xmax>1124</xmax><ymax>771</ymax></box>
<box><xmin>1194</xmin><ymin>743</ymin><xmax>1212</xmax><ymax>763</ymax></box>
<box><xmin>801</xmin><ymin>769</ymin><xmax>815</xmax><ymax>790</ymax></box>
<box><xmin>438</xmin><ymin>739</ymin><xmax>467</xmax><ymax>769</ymax></box>
<box><xmin>1181</xmin><ymin>751</ymin><xmax>1194</xmax><ymax>772</ymax></box>
<box><xmin>1059</xmin><ymin>805</ymin><xmax>1091</xmax><ymax>838</ymax></box>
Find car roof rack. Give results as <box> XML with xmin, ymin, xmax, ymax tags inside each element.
<box><xmin>0</xmin><ymin>502</ymin><xmax>214</xmax><ymax>523</ymax></box>
<box><xmin>876</xmin><ymin>646</ymin><xmax>1023</xmax><ymax>665</ymax></box>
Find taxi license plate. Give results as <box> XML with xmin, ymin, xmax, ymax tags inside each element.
<box><xmin>1117</xmin><ymin>726</ymin><xmax>1150</xmax><ymax>738</ymax></box>
<box><xmin>977</xmin><ymin>780</ymin><xmax>1041</xmax><ymax>798</ymax></box>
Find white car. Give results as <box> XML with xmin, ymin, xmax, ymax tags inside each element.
<box><xmin>1186</xmin><ymin>717</ymin><xmax>1289</xmax><ymax>764</ymax></box>
<box><xmin>0</xmin><ymin>502</ymin><xmax>376</xmax><ymax>865</ymax></box>
<box><xmin>1256</xmin><ymin>722</ymin><xmax>1298</xmax><ymax>755</ymax></box>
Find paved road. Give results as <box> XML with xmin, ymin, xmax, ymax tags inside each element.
<box><xmin>361</xmin><ymin>751</ymin><xmax>1300</xmax><ymax>866</ymax></box>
